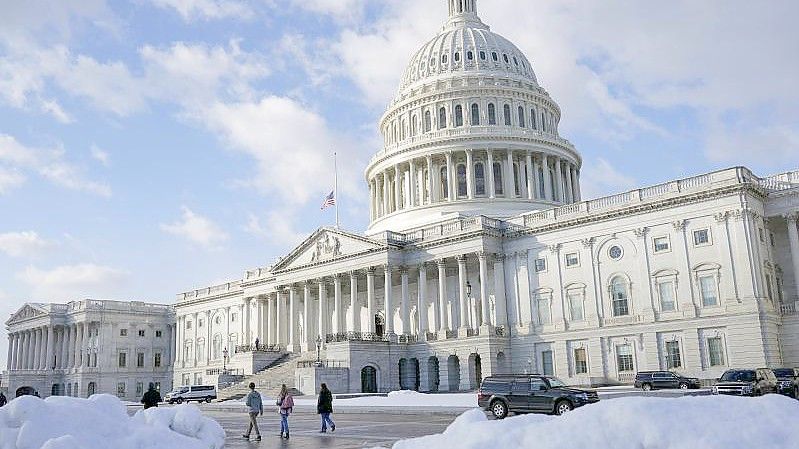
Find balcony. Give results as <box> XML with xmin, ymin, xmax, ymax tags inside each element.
<box><xmin>234</xmin><ymin>344</ymin><xmax>283</xmax><ymax>354</ymax></box>
<box><xmin>325</xmin><ymin>332</ymin><xmax>389</xmax><ymax>343</ymax></box>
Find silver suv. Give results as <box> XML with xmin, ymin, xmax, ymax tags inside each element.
<box><xmin>712</xmin><ymin>368</ymin><xmax>778</xmax><ymax>396</ymax></box>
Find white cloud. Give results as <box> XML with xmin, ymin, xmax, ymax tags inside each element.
<box><xmin>0</xmin><ymin>167</ymin><xmax>26</xmax><ymax>194</ymax></box>
<box><xmin>290</xmin><ymin>0</ymin><xmax>365</xmax><ymax>22</ymax></box>
<box><xmin>703</xmin><ymin>120</ymin><xmax>799</xmax><ymax>173</ymax></box>
<box><xmin>15</xmin><ymin>263</ymin><xmax>129</xmax><ymax>301</ymax></box>
<box><xmin>0</xmin><ymin>231</ymin><xmax>51</xmax><ymax>257</ymax></box>
<box><xmin>579</xmin><ymin>158</ymin><xmax>638</xmax><ymax>200</ymax></box>
<box><xmin>90</xmin><ymin>144</ymin><xmax>110</xmax><ymax>166</ymax></box>
<box><xmin>245</xmin><ymin>211</ymin><xmax>306</xmax><ymax>250</ymax></box>
<box><xmin>0</xmin><ymin>134</ymin><xmax>112</xmax><ymax>197</ymax></box>
<box><xmin>161</xmin><ymin>206</ymin><xmax>229</xmax><ymax>250</ymax></box>
<box><xmin>149</xmin><ymin>0</ymin><xmax>252</xmax><ymax>21</ymax></box>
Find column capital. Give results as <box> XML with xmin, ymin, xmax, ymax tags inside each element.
<box><xmin>399</xmin><ymin>266</ymin><xmax>409</xmax><ymax>275</ymax></box>
<box><xmin>436</xmin><ymin>258</ymin><xmax>447</xmax><ymax>267</ymax></box>
<box><xmin>477</xmin><ymin>251</ymin><xmax>489</xmax><ymax>260</ymax></box>
<box><xmin>783</xmin><ymin>212</ymin><xmax>799</xmax><ymax>222</ymax></box>
<box><xmin>367</xmin><ymin>266</ymin><xmax>377</xmax><ymax>275</ymax></box>
<box><xmin>493</xmin><ymin>253</ymin><xmax>506</xmax><ymax>262</ymax></box>
<box><xmin>456</xmin><ymin>254</ymin><xmax>468</xmax><ymax>264</ymax></box>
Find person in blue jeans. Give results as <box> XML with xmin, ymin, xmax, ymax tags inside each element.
<box><xmin>317</xmin><ymin>383</ymin><xmax>336</xmax><ymax>433</ymax></box>
<box><xmin>277</xmin><ymin>384</ymin><xmax>294</xmax><ymax>439</ymax></box>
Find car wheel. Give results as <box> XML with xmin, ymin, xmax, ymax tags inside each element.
<box><xmin>206</xmin><ymin>397</ymin><xmax>212</xmax><ymax>403</ymax></box>
<box><xmin>641</xmin><ymin>383</ymin><xmax>652</xmax><ymax>391</ymax></box>
<box><xmin>176</xmin><ymin>398</ymin><xmax>183</xmax><ymax>404</ymax></box>
<box><xmin>490</xmin><ymin>400</ymin><xmax>508</xmax><ymax>420</ymax></box>
<box><xmin>555</xmin><ymin>400</ymin><xmax>573</xmax><ymax>415</ymax></box>
<box><xmin>679</xmin><ymin>383</ymin><xmax>688</xmax><ymax>390</ymax></box>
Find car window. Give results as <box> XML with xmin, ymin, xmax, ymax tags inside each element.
<box><xmin>481</xmin><ymin>380</ymin><xmax>508</xmax><ymax>391</ymax></box>
<box><xmin>511</xmin><ymin>381</ymin><xmax>530</xmax><ymax>393</ymax></box>
<box><xmin>531</xmin><ymin>379</ymin><xmax>548</xmax><ymax>391</ymax></box>
<box><xmin>773</xmin><ymin>369</ymin><xmax>794</xmax><ymax>378</ymax></box>
<box><xmin>653</xmin><ymin>373</ymin><xmax>666</xmax><ymax>379</ymax></box>
<box><xmin>180</xmin><ymin>387</ymin><xmax>189</xmax><ymax>393</ymax></box>
<box><xmin>720</xmin><ymin>371</ymin><xmax>754</xmax><ymax>382</ymax></box>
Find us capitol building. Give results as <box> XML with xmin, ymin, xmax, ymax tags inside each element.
<box><xmin>8</xmin><ymin>0</ymin><xmax>799</xmax><ymax>397</ymax></box>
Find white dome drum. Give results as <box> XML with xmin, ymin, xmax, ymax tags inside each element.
<box><xmin>365</xmin><ymin>0</ymin><xmax>582</xmax><ymax>235</ymax></box>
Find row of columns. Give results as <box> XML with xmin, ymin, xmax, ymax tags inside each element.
<box><xmin>786</xmin><ymin>213</ymin><xmax>799</xmax><ymax>303</ymax></box>
<box><xmin>7</xmin><ymin>323</ymin><xmax>89</xmax><ymax>371</ymax></box>
<box><xmin>369</xmin><ymin>149</ymin><xmax>581</xmax><ymax>220</ymax></box>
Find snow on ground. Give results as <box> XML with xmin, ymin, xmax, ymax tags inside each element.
<box><xmin>0</xmin><ymin>394</ymin><xmax>225</xmax><ymax>449</ymax></box>
<box><xmin>303</xmin><ymin>391</ymin><xmax>477</xmax><ymax>408</ymax></box>
<box><xmin>379</xmin><ymin>395</ymin><xmax>799</xmax><ymax>449</ymax></box>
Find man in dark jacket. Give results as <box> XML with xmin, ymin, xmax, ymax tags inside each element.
<box><xmin>141</xmin><ymin>383</ymin><xmax>162</xmax><ymax>409</ymax></box>
<box><xmin>0</xmin><ymin>391</ymin><xmax>7</xmax><ymax>407</ymax></box>
<box><xmin>317</xmin><ymin>383</ymin><xmax>336</xmax><ymax>433</ymax></box>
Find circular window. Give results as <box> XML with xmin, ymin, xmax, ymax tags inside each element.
<box><xmin>609</xmin><ymin>245</ymin><xmax>623</xmax><ymax>260</ymax></box>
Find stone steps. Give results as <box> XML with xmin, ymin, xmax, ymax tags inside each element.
<box><xmin>216</xmin><ymin>353</ymin><xmax>308</xmax><ymax>402</ymax></box>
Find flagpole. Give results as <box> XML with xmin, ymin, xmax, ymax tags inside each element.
<box><xmin>334</xmin><ymin>152</ymin><xmax>340</xmax><ymax>229</ymax></box>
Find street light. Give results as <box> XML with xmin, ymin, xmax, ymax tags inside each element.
<box><xmin>222</xmin><ymin>347</ymin><xmax>229</xmax><ymax>374</ymax></box>
<box><xmin>315</xmin><ymin>335</ymin><xmax>323</xmax><ymax>366</ymax></box>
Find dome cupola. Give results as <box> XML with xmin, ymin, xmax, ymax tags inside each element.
<box><xmin>365</xmin><ymin>0</ymin><xmax>582</xmax><ymax>235</ymax></box>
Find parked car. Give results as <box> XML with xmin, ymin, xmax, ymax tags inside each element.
<box><xmin>634</xmin><ymin>371</ymin><xmax>701</xmax><ymax>391</ymax></box>
<box><xmin>711</xmin><ymin>368</ymin><xmax>778</xmax><ymax>396</ymax></box>
<box><xmin>477</xmin><ymin>374</ymin><xmax>599</xmax><ymax>419</ymax></box>
<box><xmin>164</xmin><ymin>385</ymin><xmax>217</xmax><ymax>404</ymax></box>
<box><xmin>771</xmin><ymin>368</ymin><xmax>799</xmax><ymax>398</ymax></box>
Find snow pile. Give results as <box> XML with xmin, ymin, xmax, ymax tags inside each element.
<box><xmin>0</xmin><ymin>394</ymin><xmax>225</xmax><ymax>449</ymax></box>
<box><xmin>387</xmin><ymin>395</ymin><xmax>799</xmax><ymax>449</ymax></box>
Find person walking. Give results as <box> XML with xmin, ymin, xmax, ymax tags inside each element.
<box><xmin>243</xmin><ymin>382</ymin><xmax>263</xmax><ymax>441</ymax></box>
<box><xmin>140</xmin><ymin>383</ymin><xmax>162</xmax><ymax>409</ymax></box>
<box><xmin>0</xmin><ymin>391</ymin><xmax>7</xmax><ymax>407</ymax></box>
<box><xmin>277</xmin><ymin>384</ymin><xmax>294</xmax><ymax>439</ymax></box>
<box><xmin>317</xmin><ymin>383</ymin><xmax>335</xmax><ymax>433</ymax></box>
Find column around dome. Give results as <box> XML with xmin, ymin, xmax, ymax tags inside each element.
<box><xmin>394</xmin><ymin>164</ymin><xmax>401</xmax><ymax>212</ymax></box>
<box><xmin>565</xmin><ymin>163</ymin><xmax>574</xmax><ymax>203</ymax></box>
<box><xmin>487</xmin><ymin>150</ymin><xmax>495</xmax><ymax>199</ymax></box>
<box><xmin>426</xmin><ymin>155</ymin><xmax>434</xmax><ymax>205</ymax></box>
<box><xmin>409</xmin><ymin>159</ymin><xmax>417</xmax><ymax>208</ymax></box>
<box><xmin>466</xmin><ymin>149</ymin><xmax>474</xmax><ymax>199</ymax></box>
<box><xmin>554</xmin><ymin>157</ymin><xmax>563</xmax><ymax>202</ymax></box>
<box><xmin>525</xmin><ymin>152</ymin><xmax>534</xmax><ymax>200</ymax></box>
<box><xmin>542</xmin><ymin>153</ymin><xmax>552</xmax><ymax>201</ymax></box>
<box><xmin>445</xmin><ymin>152</ymin><xmax>454</xmax><ymax>202</ymax></box>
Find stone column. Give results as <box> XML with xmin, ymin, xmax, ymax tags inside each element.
<box><xmin>6</xmin><ymin>334</ymin><xmax>13</xmax><ymax>371</ymax></box>
<box><xmin>506</xmin><ymin>149</ymin><xmax>515</xmax><ymax>197</ymax></box>
<box><xmin>266</xmin><ymin>295</ymin><xmax>274</xmax><ymax>346</ymax></box>
<box><xmin>418</xmin><ymin>263</ymin><xmax>428</xmax><ymax>337</ymax></box>
<box><xmin>554</xmin><ymin>157</ymin><xmax>563</xmax><ymax>202</ymax></box>
<box><xmin>400</xmin><ymin>268</ymin><xmax>410</xmax><ymax>335</ymax></box>
<box><xmin>275</xmin><ymin>290</ymin><xmax>284</xmax><ymax>346</ymax></box>
<box><xmin>571</xmin><ymin>165</ymin><xmax>580</xmax><ymax>202</ymax></box>
<box><xmin>565</xmin><ymin>163</ymin><xmax>574</xmax><ymax>203</ymax></box>
<box><xmin>243</xmin><ymin>297</ymin><xmax>252</xmax><ymax>345</ymax></box>
<box><xmin>19</xmin><ymin>331</ymin><xmax>26</xmax><ymax>370</ymax></box>
<box><xmin>394</xmin><ymin>165</ymin><xmax>402</xmax><ymax>211</ymax></box>
<box><xmin>33</xmin><ymin>328</ymin><xmax>42</xmax><ymax>370</ymax></box>
<box><xmin>384</xmin><ymin>265</ymin><xmax>395</xmax><ymax>335</ymax></box>
<box><xmin>525</xmin><ymin>152</ymin><xmax>534</xmax><ymax>199</ymax></box>
<box><xmin>487</xmin><ymin>150</ymin><xmax>495</xmax><ymax>198</ymax></box>
<box><xmin>426</xmin><ymin>155</ymin><xmax>434</xmax><ymax>204</ymax></box>
<box><xmin>367</xmin><ymin>268</ymin><xmax>376</xmax><ymax>333</ymax></box>
<box><xmin>493</xmin><ymin>255</ymin><xmax>508</xmax><ymax>326</ymax></box>
<box><xmin>479</xmin><ymin>253</ymin><xmax>490</xmax><ymax>328</ymax></box>
<box><xmin>542</xmin><ymin>154</ymin><xmax>553</xmax><ymax>201</ymax></box>
<box><xmin>533</xmin><ymin>156</ymin><xmax>542</xmax><ymax>199</ymax></box>
<box><xmin>466</xmin><ymin>149</ymin><xmax>474</xmax><ymax>199</ymax></box>
<box><xmin>303</xmin><ymin>282</ymin><xmax>312</xmax><ymax>352</ymax></box>
<box><xmin>61</xmin><ymin>326</ymin><xmax>69</xmax><ymax>369</ymax></box>
<box><xmin>334</xmin><ymin>274</ymin><xmax>343</xmax><ymax>334</ymax></box>
<box><xmin>382</xmin><ymin>173</ymin><xmax>389</xmax><ymax>215</ymax></box>
<box><xmin>786</xmin><ymin>213</ymin><xmax>799</xmax><ymax>302</ymax></box>
<box><xmin>437</xmin><ymin>259</ymin><xmax>449</xmax><ymax>333</ymax></box>
<box><xmin>445</xmin><ymin>152</ymin><xmax>454</xmax><ymax>201</ymax></box>
<box><xmin>77</xmin><ymin>323</ymin><xmax>85</xmax><ymax>368</ymax></box>
<box><xmin>29</xmin><ymin>330</ymin><xmax>36</xmax><ymax>370</ymax></box>
<box><xmin>318</xmin><ymin>279</ymin><xmax>328</xmax><ymax>342</ymax></box>
<box><xmin>46</xmin><ymin>325</ymin><xmax>55</xmax><ymax>370</ymax></box>
<box><xmin>255</xmin><ymin>297</ymin><xmax>265</xmax><ymax>345</ymax></box>
<box><xmin>10</xmin><ymin>333</ymin><xmax>17</xmax><ymax>370</ymax></box>
<box><xmin>289</xmin><ymin>286</ymin><xmax>299</xmax><ymax>352</ymax></box>
<box><xmin>350</xmin><ymin>272</ymin><xmax>360</xmax><ymax>332</ymax></box>
<box><xmin>574</xmin><ymin>169</ymin><xmax>582</xmax><ymax>201</ymax></box>
<box><xmin>457</xmin><ymin>255</ymin><xmax>469</xmax><ymax>331</ymax></box>
<box><xmin>408</xmin><ymin>160</ymin><xmax>417</xmax><ymax>207</ymax></box>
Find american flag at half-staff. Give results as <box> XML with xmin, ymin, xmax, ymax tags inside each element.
<box><xmin>321</xmin><ymin>190</ymin><xmax>336</xmax><ymax>210</ymax></box>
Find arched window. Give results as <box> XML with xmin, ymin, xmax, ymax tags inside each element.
<box><xmin>411</xmin><ymin>115</ymin><xmax>418</xmax><ymax>136</ymax></box>
<box><xmin>401</xmin><ymin>119</ymin><xmax>406</xmax><ymax>140</ymax></box>
<box><xmin>531</xmin><ymin>109</ymin><xmax>537</xmax><ymax>129</ymax></box>
<box><xmin>440</xmin><ymin>166</ymin><xmax>449</xmax><ymax>199</ymax></box>
<box><xmin>518</xmin><ymin>106</ymin><xmax>525</xmax><ymax>128</ymax></box>
<box><xmin>503</xmin><ymin>54</ymin><xmax>509</xmax><ymax>64</ymax></box>
<box><xmin>493</xmin><ymin>162</ymin><xmax>504</xmax><ymax>195</ymax></box>
<box><xmin>492</xmin><ymin>52</ymin><xmax>498</xmax><ymax>62</ymax></box>
<box><xmin>475</xmin><ymin>162</ymin><xmax>486</xmax><ymax>195</ymax></box>
<box><xmin>454</xmin><ymin>105</ymin><xmax>463</xmax><ymax>127</ymax></box>
<box><xmin>541</xmin><ymin>112</ymin><xmax>547</xmax><ymax>132</ymax></box>
<box><xmin>471</xmin><ymin>103</ymin><xmax>480</xmax><ymax>125</ymax></box>
<box><xmin>454</xmin><ymin>52</ymin><xmax>460</xmax><ymax>62</ymax></box>
<box><xmin>424</xmin><ymin>110</ymin><xmax>432</xmax><ymax>132</ymax></box>
<box><xmin>213</xmin><ymin>334</ymin><xmax>222</xmax><ymax>359</ymax></box>
<box><xmin>479</xmin><ymin>51</ymin><xmax>486</xmax><ymax>60</ymax></box>
<box><xmin>467</xmin><ymin>51</ymin><xmax>474</xmax><ymax>60</ymax></box>
<box><xmin>503</xmin><ymin>104</ymin><xmax>512</xmax><ymax>126</ymax></box>
<box><xmin>488</xmin><ymin>103</ymin><xmax>496</xmax><ymax>125</ymax></box>
<box><xmin>513</xmin><ymin>163</ymin><xmax>521</xmax><ymax>196</ymax></box>
<box><xmin>442</xmin><ymin>53</ymin><xmax>448</xmax><ymax>64</ymax></box>
<box><xmin>457</xmin><ymin>164</ymin><xmax>467</xmax><ymax>197</ymax></box>
<box><xmin>438</xmin><ymin>107</ymin><xmax>447</xmax><ymax>129</ymax></box>
<box><xmin>610</xmin><ymin>276</ymin><xmax>630</xmax><ymax>317</ymax></box>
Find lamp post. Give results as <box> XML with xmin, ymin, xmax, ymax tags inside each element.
<box><xmin>222</xmin><ymin>347</ymin><xmax>229</xmax><ymax>374</ymax></box>
<box><xmin>315</xmin><ymin>335</ymin><xmax>322</xmax><ymax>366</ymax></box>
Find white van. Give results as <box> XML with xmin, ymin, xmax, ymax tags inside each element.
<box><xmin>164</xmin><ymin>385</ymin><xmax>217</xmax><ymax>404</ymax></box>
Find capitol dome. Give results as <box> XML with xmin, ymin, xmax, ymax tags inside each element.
<box><xmin>365</xmin><ymin>0</ymin><xmax>582</xmax><ymax>235</ymax></box>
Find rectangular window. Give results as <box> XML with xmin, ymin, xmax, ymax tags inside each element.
<box><xmin>118</xmin><ymin>352</ymin><xmax>127</xmax><ymax>368</ymax></box>
<box><xmin>181</xmin><ymin>374</ymin><xmax>191</xmax><ymax>386</ymax></box>
<box><xmin>120</xmin><ymin>329</ymin><xmax>128</xmax><ymax>337</ymax></box>
<box><xmin>658</xmin><ymin>281</ymin><xmax>676</xmax><ymax>312</ymax></box>
<box><xmin>117</xmin><ymin>382</ymin><xmax>126</xmax><ymax>397</ymax></box>
<box><xmin>708</xmin><ymin>337</ymin><xmax>725</xmax><ymax>366</ymax></box>
<box><xmin>653</xmin><ymin>236</ymin><xmax>670</xmax><ymax>253</ymax></box>
<box><xmin>138</xmin><ymin>329</ymin><xmax>145</xmax><ymax>337</ymax></box>
<box><xmin>186</xmin><ymin>321</ymin><xmax>192</xmax><ymax>330</ymax></box>
<box><xmin>155</xmin><ymin>330</ymin><xmax>162</xmax><ymax>338</ymax></box>
<box><xmin>616</xmin><ymin>344</ymin><xmax>634</xmax><ymax>372</ymax></box>
<box><xmin>137</xmin><ymin>352</ymin><xmax>145</xmax><ymax>368</ymax></box>
<box><xmin>574</xmin><ymin>348</ymin><xmax>588</xmax><ymax>375</ymax></box>
<box><xmin>534</xmin><ymin>258</ymin><xmax>547</xmax><ymax>273</ymax></box>
<box><xmin>541</xmin><ymin>350</ymin><xmax>554</xmax><ymax>376</ymax></box>
<box><xmin>231</xmin><ymin>313</ymin><xmax>237</xmax><ymax>323</ymax></box>
<box><xmin>693</xmin><ymin>229</ymin><xmax>710</xmax><ymax>246</ymax></box>
<box><xmin>154</xmin><ymin>353</ymin><xmax>162</xmax><ymax>368</ymax></box>
<box><xmin>565</xmin><ymin>253</ymin><xmax>579</xmax><ymax>267</ymax></box>
<box><xmin>537</xmin><ymin>297</ymin><xmax>551</xmax><ymax>325</ymax></box>
<box><xmin>568</xmin><ymin>292</ymin><xmax>584</xmax><ymax>321</ymax></box>
<box><xmin>91</xmin><ymin>353</ymin><xmax>97</xmax><ymax>367</ymax></box>
<box><xmin>665</xmin><ymin>340</ymin><xmax>682</xmax><ymax>369</ymax></box>
<box><xmin>136</xmin><ymin>382</ymin><xmax>144</xmax><ymax>396</ymax></box>
<box><xmin>699</xmin><ymin>275</ymin><xmax>718</xmax><ymax>306</ymax></box>
<box><xmin>198</xmin><ymin>319</ymin><xmax>204</xmax><ymax>328</ymax></box>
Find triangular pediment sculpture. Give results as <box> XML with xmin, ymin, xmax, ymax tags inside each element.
<box><xmin>272</xmin><ymin>227</ymin><xmax>388</xmax><ymax>272</ymax></box>
<box><xmin>5</xmin><ymin>303</ymin><xmax>48</xmax><ymax>326</ymax></box>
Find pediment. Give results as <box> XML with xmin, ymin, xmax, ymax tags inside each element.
<box><xmin>6</xmin><ymin>303</ymin><xmax>48</xmax><ymax>326</ymax></box>
<box><xmin>272</xmin><ymin>227</ymin><xmax>388</xmax><ymax>272</ymax></box>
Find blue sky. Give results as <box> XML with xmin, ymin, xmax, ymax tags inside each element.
<box><xmin>1</xmin><ymin>0</ymin><xmax>798</xmax><ymax>362</ymax></box>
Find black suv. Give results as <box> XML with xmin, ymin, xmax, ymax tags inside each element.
<box><xmin>634</xmin><ymin>371</ymin><xmax>701</xmax><ymax>391</ymax></box>
<box><xmin>771</xmin><ymin>368</ymin><xmax>799</xmax><ymax>398</ymax></box>
<box><xmin>712</xmin><ymin>368</ymin><xmax>778</xmax><ymax>396</ymax></box>
<box><xmin>477</xmin><ymin>374</ymin><xmax>599</xmax><ymax>419</ymax></box>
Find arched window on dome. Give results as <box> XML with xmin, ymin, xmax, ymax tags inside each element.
<box><xmin>503</xmin><ymin>54</ymin><xmax>509</xmax><ymax>64</ymax></box>
<box><xmin>480</xmin><ymin>51</ymin><xmax>486</xmax><ymax>60</ymax></box>
<box><xmin>518</xmin><ymin>106</ymin><xmax>525</xmax><ymax>128</ymax></box>
<box><xmin>488</xmin><ymin>103</ymin><xmax>496</xmax><ymax>125</ymax></box>
<box><xmin>492</xmin><ymin>52</ymin><xmax>498</xmax><ymax>62</ymax></box>
<box><xmin>467</xmin><ymin>51</ymin><xmax>474</xmax><ymax>60</ymax></box>
<box><xmin>513</xmin><ymin>56</ymin><xmax>518</xmax><ymax>66</ymax></box>
<box><xmin>610</xmin><ymin>276</ymin><xmax>630</xmax><ymax>317</ymax></box>
<box><xmin>422</xmin><ymin>168</ymin><xmax>430</xmax><ymax>203</ymax></box>
<box><xmin>541</xmin><ymin>112</ymin><xmax>547</xmax><ymax>133</ymax></box>
<box><xmin>457</xmin><ymin>164</ymin><xmax>467</xmax><ymax>198</ymax></box>
<box><xmin>442</xmin><ymin>53</ymin><xmax>448</xmax><ymax>64</ymax></box>
<box><xmin>401</xmin><ymin>118</ymin><xmax>407</xmax><ymax>140</ymax></box>
<box><xmin>503</xmin><ymin>105</ymin><xmax>512</xmax><ymax>126</ymax></box>
<box><xmin>471</xmin><ymin>103</ymin><xmax>480</xmax><ymax>125</ymax></box>
<box><xmin>513</xmin><ymin>162</ymin><xmax>521</xmax><ymax>196</ymax></box>
<box><xmin>530</xmin><ymin>108</ymin><xmax>537</xmax><ymax>130</ymax></box>
<box><xmin>475</xmin><ymin>162</ymin><xmax>486</xmax><ymax>196</ymax></box>
<box><xmin>424</xmin><ymin>110</ymin><xmax>432</xmax><ymax>133</ymax></box>
<box><xmin>411</xmin><ymin>115</ymin><xmax>418</xmax><ymax>136</ymax></box>
<box><xmin>440</xmin><ymin>166</ymin><xmax>449</xmax><ymax>200</ymax></box>
<box><xmin>392</xmin><ymin>121</ymin><xmax>397</xmax><ymax>143</ymax></box>
<box><xmin>493</xmin><ymin>162</ymin><xmax>504</xmax><ymax>195</ymax></box>
<box><xmin>454</xmin><ymin>52</ymin><xmax>460</xmax><ymax>63</ymax></box>
<box><xmin>438</xmin><ymin>107</ymin><xmax>447</xmax><ymax>129</ymax></box>
<box><xmin>454</xmin><ymin>105</ymin><xmax>463</xmax><ymax>127</ymax></box>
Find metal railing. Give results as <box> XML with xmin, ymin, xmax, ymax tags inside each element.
<box><xmin>297</xmin><ymin>360</ymin><xmax>345</xmax><ymax>369</ymax></box>
<box><xmin>325</xmin><ymin>332</ymin><xmax>389</xmax><ymax>343</ymax></box>
<box><xmin>617</xmin><ymin>372</ymin><xmax>636</xmax><ymax>383</ymax></box>
<box><xmin>234</xmin><ymin>344</ymin><xmax>283</xmax><ymax>354</ymax></box>
<box><xmin>425</xmin><ymin>332</ymin><xmax>438</xmax><ymax>341</ymax></box>
<box><xmin>466</xmin><ymin>328</ymin><xmax>480</xmax><ymax>337</ymax></box>
<box><xmin>495</xmin><ymin>326</ymin><xmax>507</xmax><ymax>337</ymax></box>
<box><xmin>398</xmin><ymin>334</ymin><xmax>418</xmax><ymax>344</ymax></box>
<box><xmin>780</xmin><ymin>302</ymin><xmax>797</xmax><ymax>315</ymax></box>
<box><xmin>206</xmin><ymin>368</ymin><xmax>243</xmax><ymax>376</ymax></box>
<box><xmin>445</xmin><ymin>330</ymin><xmax>458</xmax><ymax>340</ymax></box>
